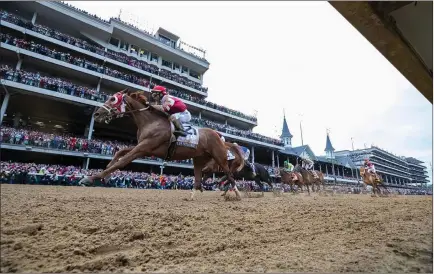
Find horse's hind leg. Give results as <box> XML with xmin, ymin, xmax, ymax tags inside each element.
<box><xmin>211</xmin><ymin>146</ymin><xmax>241</xmax><ymax>200</ymax></box>
<box><xmin>190</xmin><ymin>156</ymin><xmax>210</xmax><ymax>200</ymax></box>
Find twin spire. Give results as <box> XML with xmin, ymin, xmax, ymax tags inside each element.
<box><xmin>280</xmin><ymin>109</ymin><xmax>335</xmax><ymax>155</ymax></box>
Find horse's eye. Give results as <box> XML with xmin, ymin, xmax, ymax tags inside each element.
<box><xmin>110</xmin><ymin>97</ymin><xmax>116</xmax><ymax>102</ymax></box>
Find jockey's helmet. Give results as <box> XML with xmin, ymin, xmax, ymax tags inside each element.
<box><xmin>151</xmin><ymin>85</ymin><xmax>167</xmax><ymax>96</ymax></box>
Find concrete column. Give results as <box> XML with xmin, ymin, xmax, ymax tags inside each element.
<box><xmin>0</xmin><ymin>92</ymin><xmax>10</xmax><ymax>125</ymax></box>
<box><xmin>128</xmin><ymin>44</ymin><xmax>132</xmax><ymax>53</ymax></box>
<box><xmin>16</xmin><ymin>59</ymin><xmax>23</xmax><ymax>70</ymax></box>
<box><xmin>158</xmin><ymin>56</ymin><xmax>163</xmax><ymax>66</ymax></box>
<box><xmin>96</xmin><ymin>78</ymin><xmax>102</xmax><ymax>93</ymax></box>
<box><xmin>272</xmin><ymin>151</ymin><xmax>275</xmax><ymax>168</ymax></box>
<box><xmin>251</xmin><ymin>147</ymin><xmax>255</xmax><ymax>163</ymax></box>
<box><xmin>118</xmin><ymin>39</ymin><xmax>121</xmax><ymax>49</ymax></box>
<box><xmin>199</xmin><ymin>111</ymin><xmax>202</xmax><ymax>119</ymax></box>
<box><xmin>31</xmin><ymin>12</ymin><xmax>37</xmax><ymax>25</ymax></box>
<box><xmin>225</xmin><ymin>119</ymin><xmax>227</xmax><ymax>125</ymax></box>
<box><xmin>87</xmin><ymin>115</ymin><xmax>95</xmax><ymax>140</ymax></box>
<box><xmin>83</xmin><ymin>158</ymin><xmax>90</xmax><ymax>169</ymax></box>
<box><xmin>277</xmin><ymin>154</ymin><xmax>280</xmax><ymax>168</ymax></box>
<box><xmin>160</xmin><ymin>165</ymin><xmax>164</xmax><ymax>176</ymax></box>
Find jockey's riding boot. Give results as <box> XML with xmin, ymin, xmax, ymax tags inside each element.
<box><xmin>172</xmin><ymin>118</ymin><xmax>187</xmax><ymax>137</ymax></box>
<box><xmin>311</xmin><ymin>170</ymin><xmax>318</xmax><ymax>179</ymax></box>
<box><xmin>245</xmin><ymin>160</ymin><xmax>256</xmax><ymax>176</ymax></box>
<box><xmin>250</xmin><ymin>163</ymin><xmax>256</xmax><ymax>177</ymax></box>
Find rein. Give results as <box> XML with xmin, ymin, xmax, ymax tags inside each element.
<box><xmin>101</xmin><ymin>97</ymin><xmax>150</xmax><ymax>124</ymax></box>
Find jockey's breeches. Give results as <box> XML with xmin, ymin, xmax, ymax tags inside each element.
<box><xmin>170</xmin><ymin>110</ymin><xmax>191</xmax><ymax>123</ymax></box>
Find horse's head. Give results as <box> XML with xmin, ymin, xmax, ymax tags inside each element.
<box><xmin>93</xmin><ymin>88</ymin><xmax>150</xmax><ymax>124</ymax></box>
<box><xmin>293</xmin><ymin>165</ymin><xmax>301</xmax><ymax>172</ymax></box>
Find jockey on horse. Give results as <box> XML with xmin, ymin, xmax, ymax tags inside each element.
<box><xmin>234</xmin><ymin>143</ymin><xmax>256</xmax><ymax>177</ymax></box>
<box><xmin>283</xmin><ymin>160</ymin><xmax>294</xmax><ymax>172</ymax></box>
<box><xmin>301</xmin><ymin>157</ymin><xmax>319</xmax><ymax>179</ymax></box>
<box><xmin>150</xmin><ymin>85</ymin><xmax>191</xmax><ymax>137</ymax></box>
<box><xmin>363</xmin><ymin>159</ymin><xmax>380</xmax><ymax>181</ymax></box>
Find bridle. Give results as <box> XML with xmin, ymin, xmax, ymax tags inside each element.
<box><xmin>99</xmin><ymin>92</ymin><xmax>150</xmax><ymax>124</ymax></box>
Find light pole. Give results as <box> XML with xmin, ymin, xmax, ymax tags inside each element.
<box><xmin>298</xmin><ymin>113</ymin><xmax>304</xmax><ymax>146</ymax></box>
<box><xmin>351</xmin><ymin>137</ymin><xmax>355</xmax><ymax>151</ymax></box>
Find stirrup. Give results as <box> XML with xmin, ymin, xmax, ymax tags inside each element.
<box><xmin>174</xmin><ymin>130</ymin><xmax>187</xmax><ymax>137</ymax></box>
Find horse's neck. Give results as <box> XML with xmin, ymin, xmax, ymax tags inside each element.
<box><xmin>127</xmin><ymin>99</ymin><xmax>165</xmax><ymax>134</ymax></box>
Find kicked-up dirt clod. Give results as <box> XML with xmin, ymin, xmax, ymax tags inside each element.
<box><xmin>1</xmin><ymin>184</ymin><xmax>432</xmax><ymax>273</ymax></box>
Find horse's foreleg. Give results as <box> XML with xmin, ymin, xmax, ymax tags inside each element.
<box><xmin>79</xmin><ymin>145</ymin><xmax>144</xmax><ymax>185</ymax></box>
<box><xmin>107</xmin><ymin>147</ymin><xmax>134</xmax><ymax>169</ymax></box>
<box><xmin>190</xmin><ymin>157</ymin><xmax>209</xmax><ymax>201</ymax></box>
<box><xmin>212</xmin><ymin>150</ymin><xmax>240</xmax><ymax>200</ymax></box>
<box><xmin>218</xmin><ymin>175</ymin><xmax>230</xmax><ymax>196</ymax></box>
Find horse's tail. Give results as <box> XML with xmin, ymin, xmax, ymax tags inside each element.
<box><xmin>225</xmin><ymin>142</ymin><xmax>245</xmax><ymax>172</ymax></box>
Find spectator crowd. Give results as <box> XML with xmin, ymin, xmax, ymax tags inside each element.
<box><xmin>58</xmin><ymin>2</ymin><xmax>207</xmax><ymax>61</ymax></box>
<box><xmin>0</xmin><ymin>126</ymin><xmax>282</xmax><ymax>166</ymax></box>
<box><xmin>1</xmin><ymin>161</ymin><xmax>431</xmax><ymax>195</ymax></box>
<box><xmin>0</xmin><ymin>24</ymin><xmax>255</xmax><ymax>121</ymax></box>
<box><xmin>0</xmin><ymin>66</ymin><xmax>281</xmax><ymax>145</ymax></box>
<box><xmin>0</xmin><ymin>10</ymin><xmax>207</xmax><ymax>92</ymax></box>
<box><xmin>1</xmin><ymin>126</ymin><xmax>192</xmax><ymax>165</ymax></box>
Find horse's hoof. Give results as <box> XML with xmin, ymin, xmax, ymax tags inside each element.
<box><xmin>78</xmin><ymin>177</ymin><xmax>91</xmax><ymax>186</ymax></box>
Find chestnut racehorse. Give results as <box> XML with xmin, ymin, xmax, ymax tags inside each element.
<box><xmin>201</xmin><ymin>142</ymin><xmax>245</xmax><ymax>175</ymax></box>
<box><xmin>78</xmin><ymin>89</ymin><xmax>244</xmax><ymax>200</ymax></box>
<box><xmin>278</xmin><ymin>168</ymin><xmax>305</xmax><ymax>194</ymax></box>
<box><xmin>359</xmin><ymin>166</ymin><xmax>387</xmax><ymax>196</ymax></box>
<box><xmin>293</xmin><ymin>165</ymin><xmax>325</xmax><ymax>194</ymax></box>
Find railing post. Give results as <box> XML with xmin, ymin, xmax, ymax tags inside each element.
<box><xmin>0</xmin><ymin>91</ymin><xmax>10</xmax><ymax>125</ymax></box>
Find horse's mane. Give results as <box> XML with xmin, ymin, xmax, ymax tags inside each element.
<box><xmin>128</xmin><ymin>91</ymin><xmax>149</xmax><ymax>105</ymax></box>
<box><xmin>127</xmin><ymin>91</ymin><xmax>169</xmax><ymax>119</ymax></box>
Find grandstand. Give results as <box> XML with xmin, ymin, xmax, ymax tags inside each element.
<box><xmin>0</xmin><ymin>2</ymin><xmax>430</xmax><ymax>190</ymax></box>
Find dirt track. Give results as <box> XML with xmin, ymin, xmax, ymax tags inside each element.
<box><xmin>1</xmin><ymin>184</ymin><xmax>432</xmax><ymax>273</ymax></box>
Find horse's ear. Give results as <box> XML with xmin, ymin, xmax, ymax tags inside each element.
<box><xmin>120</xmin><ymin>88</ymin><xmax>130</xmax><ymax>95</ymax></box>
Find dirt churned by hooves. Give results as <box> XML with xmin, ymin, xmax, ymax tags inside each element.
<box><xmin>1</xmin><ymin>184</ymin><xmax>432</xmax><ymax>273</ymax></box>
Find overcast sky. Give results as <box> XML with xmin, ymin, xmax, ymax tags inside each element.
<box><xmin>66</xmin><ymin>1</ymin><xmax>432</xmax><ymax>182</ymax></box>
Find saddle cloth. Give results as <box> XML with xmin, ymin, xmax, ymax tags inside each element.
<box><xmin>227</xmin><ymin>150</ymin><xmax>235</xmax><ymax>160</ymax></box>
<box><xmin>170</xmin><ymin>122</ymin><xmax>199</xmax><ymax>149</ymax></box>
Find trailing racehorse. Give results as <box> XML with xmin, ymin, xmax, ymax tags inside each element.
<box><xmin>203</xmin><ymin>156</ymin><xmax>274</xmax><ymax>195</ymax></box>
<box><xmin>359</xmin><ymin>166</ymin><xmax>387</xmax><ymax>196</ymax></box>
<box><xmin>78</xmin><ymin>89</ymin><xmax>244</xmax><ymax>200</ymax></box>
<box><xmin>201</xmin><ymin>142</ymin><xmax>245</xmax><ymax>175</ymax></box>
<box><xmin>293</xmin><ymin>164</ymin><xmax>325</xmax><ymax>194</ymax></box>
<box><xmin>278</xmin><ymin>168</ymin><xmax>305</xmax><ymax>194</ymax></box>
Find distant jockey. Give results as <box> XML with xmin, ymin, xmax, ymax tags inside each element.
<box><xmin>364</xmin><ymin>159</ymin><xmax>376</xmax><ymax>175</ymax></box>
<box><xmin>234</xmin><ymin>143</ymin><xmax>256</xmax><ymax>176</ymax></box>
<box><xmin>151</xmin><ymin>85</ymin><xmax>191</xmax><ymax>137</ymax></box>
<box><xmin>283</xmin><ymin>160</ymin><xmax>294</xmax><ymax>172</ymax></box>
<box><xmin>301</xmin><ymin>157</ymin><xmax>318</xmax><ymax>179</ymax></box>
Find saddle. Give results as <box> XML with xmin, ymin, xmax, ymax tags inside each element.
<box><xmin>165</xmin><ymin>122</ymin><xmax>199</xmax><ymax>161</ymax></box>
